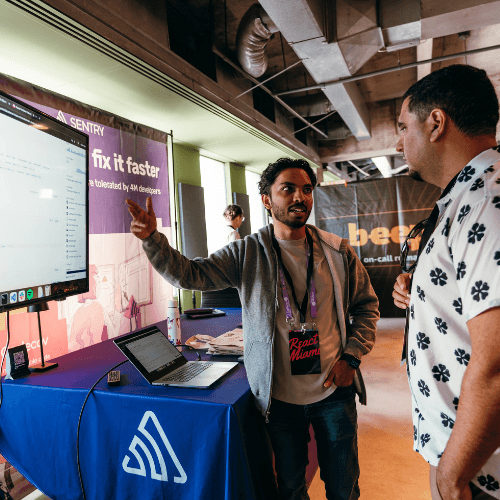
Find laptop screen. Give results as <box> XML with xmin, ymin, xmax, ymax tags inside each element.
<box><xmin>114</xmin><ymin>326</ymin><xmax>186</xmax><ymax>382</ymax></box>
<box><xmin>127</xmin><ymin>331</ymin><xmax>182</xmax><ymax>373</ymax></box>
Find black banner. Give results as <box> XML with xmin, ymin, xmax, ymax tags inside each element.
<box><xmin>315</xmin><ymin>177</ymin><xmax>441</xmax><ymax>317</ymax></box>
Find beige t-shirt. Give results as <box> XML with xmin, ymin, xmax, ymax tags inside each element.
<box><xmin>222</xmin><ymin>225</ymin><xmax>241</xmax><ymax>245</ymax></box>
<box><xmin>272</xmin><ymin>230</ymin><xmax>342</xmax><ymax>405</ymax></box>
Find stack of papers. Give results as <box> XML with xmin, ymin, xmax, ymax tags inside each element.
<box><xmin>186</xmin><ymin>334</ymin><xmax>214</xmax><ymax>349</ymax></box>
<box><xmin>207</xmin><ymin>328</ymin><xmax>244</xmax><ymax>356</ymax></box>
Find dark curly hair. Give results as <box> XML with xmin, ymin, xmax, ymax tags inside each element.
<box><xmin>403</xmin><ymin>64</ymin><xmax>499</xmax><ymax>137</ymax></box>
<box><xmin>258</xmin><ymin>158</ymin><xmax>317</xmax><ymax>195</ymax></box>
<box><xmin>223</xmin><ymin>204</ymin><xmax>243</xmax><ymax>220</ymax></box>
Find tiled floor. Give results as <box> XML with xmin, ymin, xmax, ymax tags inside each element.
<box><xmin>308</xmin><ymin>318</ymin><xmax>432</xmax><ymax>500</ymax></box>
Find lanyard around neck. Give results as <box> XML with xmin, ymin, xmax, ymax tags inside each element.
<box><xmin>271</xmin><ymin>226</ymin><xmax>317</xmax><ymax>326</ymax></box>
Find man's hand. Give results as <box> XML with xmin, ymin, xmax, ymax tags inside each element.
<box><xmin>436</xmin><ymin>470</ymin><xmax>472</xmax><ymax>500</ymax></box>
<box><xmin>126</xmin><ymin>197</ymin><xmax>157</xmax><ymax>240</ymax></box>
<box><xmin>393</xmin><ymin>273</ymin><xmax>412</xmax><ymax>309</ymax></box>
<box><xmin>324</xmin><ymin>359</ymin><xmax>355</xmax><ymax>388</ymax></box>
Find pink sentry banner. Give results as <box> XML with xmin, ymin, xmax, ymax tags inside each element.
<box><xmin>0</xmin><ymin>89</ymin><xmax>174</xmax><ymax>375</ymax></box>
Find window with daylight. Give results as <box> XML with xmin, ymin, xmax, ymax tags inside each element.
<box><xmin>200</xmin><ymin>156</ymin><xmax>227</xmax><ymax>254</ymax></box>
<box><xmin>245</xmin><ymin>170</ymin><xmax>268</xmax><ymax>234</ymax></box>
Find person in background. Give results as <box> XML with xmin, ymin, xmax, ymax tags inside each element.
<box><xmin>392</xmin><ymin>64</ymin><xmax>500</xmax><ymax>500</ymax></box>
<box><xmin>222</xmin><ymin>204</ymin><xmax>244</xmax><ymax>244</ymax></box>
<box><xmin>126</xmin><ymin>157</ymin><xmax>379</xmax><ymax>500</ymax></box>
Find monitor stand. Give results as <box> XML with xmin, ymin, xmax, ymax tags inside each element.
<box><xmin>28</xmin><ymin>302</ymin><xmax>58</xmax><ymax>372</ymax></box>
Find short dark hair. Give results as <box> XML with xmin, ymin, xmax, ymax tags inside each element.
<box><xmin>223</xmin><ymin>204</ymin><xmax>243</xmax><ymax>220</ymax></box>
<box><xmin>403</xmin><ymin>64</ymin><xmax>499</xmax><ymax>137</ymax></box>
<box><xmin>258</xmin><ymin>158</ymin><xmax>317</xmax><ymax>196</ymax></box>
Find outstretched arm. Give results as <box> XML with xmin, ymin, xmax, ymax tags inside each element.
<box><xmin>126</xmin><ymin>198</ymin><xmax>240</xmax><ymax>292</ymax></box>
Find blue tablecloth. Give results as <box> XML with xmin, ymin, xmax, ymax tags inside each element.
<box><xmin>0</xmin><ymin>309</ymin><xmax>280</xmax><ymax>500</ymax></box>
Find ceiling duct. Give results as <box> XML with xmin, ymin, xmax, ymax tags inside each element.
<box><xmin>236</xmin><ymin>3</ymin><xmax>279</xmax><ymax>78</ymax></box>
<box><xmin>379</xmin><ymin>0</ymin><xmax>421</xmax><ymax>52</ymax></box>
<box><xmin>258</xmin><ymin>0</ymin><xmax>384</xmax><ymax>141</ymax></box>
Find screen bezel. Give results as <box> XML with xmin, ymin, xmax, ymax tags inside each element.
<box><xmin>0</xmin><ymin>89</ymin><xmax>90</xmax><ymax>313</ymax></box>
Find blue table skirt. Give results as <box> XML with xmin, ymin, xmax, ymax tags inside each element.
<box><xmin>0</xmin><ymin>309</ymin><xmax>280</xmax><ymax>500</ymax></box>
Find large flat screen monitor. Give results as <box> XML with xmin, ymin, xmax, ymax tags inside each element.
<box><xmin>0</xmin><ymin>90</ymin><xmax>89</xmax><ymax>312</ymax></box>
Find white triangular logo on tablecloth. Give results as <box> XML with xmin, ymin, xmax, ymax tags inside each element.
<box><xmin>122</xmin><ymin>411</ymin><xmax>187</xmax><ymax>483</ymax></box>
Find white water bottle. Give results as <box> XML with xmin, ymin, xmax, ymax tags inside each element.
<box><xmin>167</xmin><ymin>299</ymin><xmax>181</xmax><ymax>345</ymax></box>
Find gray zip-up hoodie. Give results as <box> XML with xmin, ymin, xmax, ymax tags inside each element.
<box><xmin>142</xmin><ymin>224</ymin><xmax>379</xmax><ymax>417</ymax></box>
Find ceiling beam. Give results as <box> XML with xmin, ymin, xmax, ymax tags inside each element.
<box><xmin>417</xmin><ymin>38</ymin><xmax>433</xmax><ymax>81</ymax></box>
<box><xmin>325</xmin><ymin>163</ymin><xmax>354</xmax><ymax>181</ymax></box>
<box><xmin>322</xmin><ymin>148</ymin><xmax>400</xmax><ymax>164</ymax></box>
<box><xmin>421</xmin><ymin>0</ymin><xmax>500</xmax><ymax>39</ymax></box>
<box><xmin>318</xmin><ymin>99</ymin><xmax>400</xmax><ymax>163</ymax></box>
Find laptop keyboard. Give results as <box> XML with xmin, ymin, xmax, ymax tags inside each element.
<box><xmin>161</xmin><ymin>362</ymin><xmax>213</xmax><ymax>383</ymax></box>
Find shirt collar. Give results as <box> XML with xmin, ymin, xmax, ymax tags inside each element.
<box><xmin>437</xmin><ymin>146</ymin><xmax>500</xmax><ymax>210</ymax></box>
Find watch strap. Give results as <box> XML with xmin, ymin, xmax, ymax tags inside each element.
<box><xmin>340</xmin><ymin>353</ymin><xmax>361</xmax><ymax>368</ymax></box>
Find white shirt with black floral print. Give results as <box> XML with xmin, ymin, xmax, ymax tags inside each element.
<box><xmin>407</xmin><ymin>147</ymin><xmax>500</xmax><ymax>497</ymax></box>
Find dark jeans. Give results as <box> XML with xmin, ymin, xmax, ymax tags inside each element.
<box><xmin>266</xmin><ymin>387</ymin><xmax>360</xmax><ymax>500</ymax></box>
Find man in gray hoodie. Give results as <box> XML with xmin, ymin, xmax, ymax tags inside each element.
<box><xmin>126</xmin><ymin>157</ymin><xmax>379</xmax><ymax>500</ymax></box>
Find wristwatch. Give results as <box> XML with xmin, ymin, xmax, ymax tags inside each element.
<box><xmin>340</xmin><ymin>353</ymin><xmax>361</xmax><ymax>369</ymax></box>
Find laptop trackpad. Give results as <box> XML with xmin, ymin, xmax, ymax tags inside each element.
<box><xmin>167</xmin><ymin>362</ymin><xmax>238</xmax><ymax>387</ymax></box>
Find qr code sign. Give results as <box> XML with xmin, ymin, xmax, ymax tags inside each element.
<box><xmin>13</xmin><ymin>351</ymin><xmax>25</xmax><ymax>369</ymax></box>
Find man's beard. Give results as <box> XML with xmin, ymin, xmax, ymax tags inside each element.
<box><xmin>271</xmin><ymin>202</ymin><xmax>311</xmax><ymax>228</ymax></box>
<box><xmin>408</xmin><ymin>166</ymin><xmax>424</xmax><ymax>182</ymax></box>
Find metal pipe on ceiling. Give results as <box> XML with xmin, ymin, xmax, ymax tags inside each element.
<box><xmin>325</xmin><ymin>163</ymin><xmax>352</xmax><ymax>182</ymax></box>
<box><xmin>291</xmin><ymin>110</ymin><xmax>337</xmax><ymax>135</ymax></box>
<box><xmin>212</xmin><ymin>46</ymin><xmax>328</xmax><ymax>138</ymax></box>
<box><xmin>275</xmin><ymin>43</ymin><xmax>500</xmax><ymax>96</ymax></box>
<box><xmin>347</xmin><ymin>160</ymin><xmax>370</xmax><ymax>177</ymax></box>
<box><xmin>232</xmin><ymin>59</ymin><xmax>303</xmax><ymax>100</ymax></box>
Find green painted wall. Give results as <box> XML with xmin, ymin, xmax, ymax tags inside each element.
<box><xmin>225</xmin><ymin>162</ymin><xmax>246</xmax><ymax>203</ymax></box>
<box><xmin>172</xmin><ymin>144</ymin><xmax>202</xmax><ymax>311</ymax></box>
<box><xmin>171</xmin><ymin>148</ymin><xmax>249</xmax><ymax>311</ymax></box>
<box><xmin>173</xmin><ymin>144</ymin><xmax>202</xmax><ymax>186</ymax></box>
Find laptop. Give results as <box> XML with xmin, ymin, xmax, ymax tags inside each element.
<box><xmin>113</xmin><ymin>325</ymin><xmax>238</xmax><ymax>388</ymax></box>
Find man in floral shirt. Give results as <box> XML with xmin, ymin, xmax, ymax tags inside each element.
<box><xmin>393</xmin><ymin>65</ymin><xmax>500</xmax><ymax>500</ymax></box>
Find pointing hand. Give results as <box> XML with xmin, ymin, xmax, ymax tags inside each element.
<box><xmin>125</xmin><ymin>196</ymin><xmax>157</xmax><ymax>240</ymax></box>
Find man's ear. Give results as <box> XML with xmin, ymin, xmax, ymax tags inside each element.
<box><xmin>427</xmin><ymin>108</ymin><xmax>447</xmax><ymax>143</ymax></box>
<box><xmin>262</xmin><ymin>193</ymin><xmax>272</xmax><ymax>211</ymax></box>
